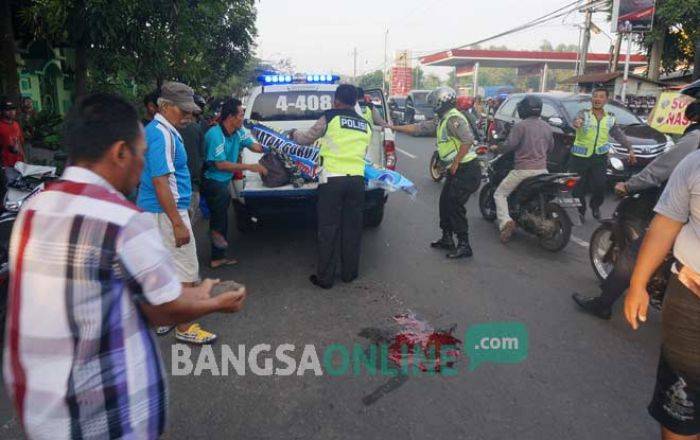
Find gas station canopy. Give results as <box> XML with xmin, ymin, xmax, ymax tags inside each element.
<box><xmin>420</xmin><ymin>49</ymin><xmax>647</xmax><ymax>72</ymax></box>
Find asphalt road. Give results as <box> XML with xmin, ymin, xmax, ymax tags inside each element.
<box><xmin>1</xmin><ymin>133</ymin><xmax>663</xmax><ymax>439</ymax></box>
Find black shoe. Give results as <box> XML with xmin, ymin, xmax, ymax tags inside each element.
<box><xmin>430</xmin><ymin>231</ymin><xmax>455</xmax><ymax>250</ymax></box>
<box><xmin>447</xmin><ymin>241</ymin><xmax>473</xmax><ymax>259</ymax></box>
<box><xmin>310</xmin><ymin>275</ymin><xmax>333</xmax><ymax>290</ymax></box>
<box><xmin>341</xmin><ymin>274</ymin><xmax>357</xmax><ymax>283</ymax></box>
<box><xmin>591</xmin><ymin>207</ymin><xmax>601</xmax><ymax>220</ymax></box>
<box><xmin>572</xmin><ymin>293</ymin><xmax>611</xmax><ymax>320</ymax></box>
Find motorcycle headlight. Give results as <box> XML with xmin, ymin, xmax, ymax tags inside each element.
<box><xmin>4</xmin><ymin>197</ymin><xmax>22</xmax><ymax>212</ymax></box>
<box><xmin>664</xmin><ymin>135</ymin><xmax>675</xmax><ymax>151</ymax></box>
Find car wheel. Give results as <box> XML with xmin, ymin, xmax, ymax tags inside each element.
<box><xmin>364</xmin><ymin>203</ymin><xmax>385</xmax><ymax>228</ymax></box>
<box><xmin>233</xmin><ymin>201</ymin><xmax>256</xmax><ymax>233</ymax></box>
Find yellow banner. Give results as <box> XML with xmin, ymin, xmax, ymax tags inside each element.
<box><xmin>648</xmin><ymin>91</ymin><xmax>693</xmax><ymax>135</ymax></box>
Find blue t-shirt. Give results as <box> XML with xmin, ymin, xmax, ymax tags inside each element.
<box><xmin>137</xmin><ymin>114</ymin><xmax>192</xmax><ymax>213</ymax></box>
<box><xmin>203</xmin><ymin>125</ymin><xmax>255</xmax><ymax>182</ymax></box>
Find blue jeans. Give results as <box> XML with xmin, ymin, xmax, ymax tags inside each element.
<box><xmin>202</xmin><ymin>178</ymin><xmax>230</xmax><ymax>261</ymax></box>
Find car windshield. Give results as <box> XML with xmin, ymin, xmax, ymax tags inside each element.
<box><xmin>250</xmin><ymin>90</ymin><xmax>334</xmax><ymax>121</ymax></box>
<box><xmin>561</xmin><ymin>99</ymin><xmax>642</xmax><ymax>126</ymax></box>
<box><xmin>412</xmin><ymin>92</ymin><xmax>430</xmax><ymax>106</ymax></box>
<box><xmin>392</xmin><ymin>98</ymin><xmax>406</xmax><ymax>107</ymax></box>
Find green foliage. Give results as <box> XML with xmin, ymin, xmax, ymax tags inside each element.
<box><xmin>358</xmin><ymin>70</ymin><xmax>384</xmax><ymax>90</ymax></box>
<box><xmin>27</xmin><ymin>110</ymin><xmax>63</xmax><ymax>150</ymax></box>
<box><xmin>20</xmin><ymin>0</ymin><xmax>257</xmax><ymax>94</ymax></box>
<box><xmin>643</xmin><ymin>0</ymin><xmax>700</xmax><ymax>72</ymax></box>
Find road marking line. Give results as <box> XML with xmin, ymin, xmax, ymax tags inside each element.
<box><xmin>571</xmin><ymin>235</ymin><xmax>589</xmax><ymax>248</ymax></box>
<box><xmin>396</xmin><ymin>147</ymin><xmax>417</xmax><ymax>159</ymax></box>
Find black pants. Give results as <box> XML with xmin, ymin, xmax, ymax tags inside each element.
<box><xmin>201</xmin><ymin>178</ymin><xmax>230</xmax><ymax>261</ymax></box>
<box><xmin>439</xmin><ymin>161</ymin><xmax>482</xmax><ymax>241</ymax></box>
<box><xmin>569</xmin><ymin>155</ymin><xmax>607</xmax><ymax>212</ymax></box>
<box><xmin>316</xmin><ymin>176</ymin><xmax>365</xmax><ymax>286</ymax></box>
<box><xmin>597</xmin><ymin>235</ymin><xmax>643</xmax><ymax>309</ymax></box>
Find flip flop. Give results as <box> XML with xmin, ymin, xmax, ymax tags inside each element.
<box><xmin>210</xmin><ymin>258</ymin><xmax>239</xmax><ymax>269</ymax></box>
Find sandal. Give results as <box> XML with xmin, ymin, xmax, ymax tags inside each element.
<box><xmin>210</xmin><ymin>258</ymin><xmax>239</xmax><ymax>269</ymax></box>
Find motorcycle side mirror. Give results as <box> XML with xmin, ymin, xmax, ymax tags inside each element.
<box><xmin>547</xmin><ymin>116</ymin><xmax>564</xmax><ymax>127</ymax></box>
<box><xmin>609</xmin><ymin>157</ymin><xmax>625</xmax><ymax>171</ymax></box>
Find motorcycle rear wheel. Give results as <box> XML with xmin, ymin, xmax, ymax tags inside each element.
<box><xmin>478</xmin><ymin>183</ymin><xmax>497</xmax><ymax>222</ymax></box>
<box><xmin>589</xmin><ymin>223</ymin><xmax>617</xmax><ymax>282</ymax></box>
<box><xmin>538</xmin><ymin>203</ymin><xmax>572</xmax><ymax>252</ymax></box>
<box><xmin>429</xmin><ymin>151</ymin><xmax>445</xmax><ymax>182</ymax></box>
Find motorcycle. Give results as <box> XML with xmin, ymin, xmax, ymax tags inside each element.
<box><xmin>429</xmin><ymin>143</ymin><xmax>491</xmax><ymax>183</ymax></box>
<box><xmin>588</xmin><ymin>181</ymin><xmax>670</xmax><ymax>309</ymax></box>
<box><xmin>478</xmin><ymin>153</ymin><xmax>582</xmax><ymax>252</ymax></box>
<box><xmin>0</xmin><ymin>162</ymin><xmax>57</xmax><ymax>333</ymax></box>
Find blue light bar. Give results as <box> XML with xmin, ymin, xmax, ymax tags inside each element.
<box><xmin>257</xmin><ymin>73</ymin><xmax>340</xmax><ymax>86</ymax></box>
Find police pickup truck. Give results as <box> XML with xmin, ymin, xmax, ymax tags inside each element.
<box><xmin>234</xmin><ymin>74</ymin><xmax>396</xmax><ymax>230</ymax></box>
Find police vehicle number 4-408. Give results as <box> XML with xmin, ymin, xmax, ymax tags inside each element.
<box><xmin>232</xmin><ymin>74</ymin><xmax>398</xmax><ymax>231</ymax></box>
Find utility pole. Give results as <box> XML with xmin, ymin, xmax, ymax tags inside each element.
<box><xmin>621</xmin><ymin>24</ymin><xmax>633</xmax><ymax>102</ymax></box>
<box><xmin>352</xmin><ymin>47</ymin><xmax>358</xmax><ymax>84</ymax></box>
<box><xmin>383</xmin><ymin>28</ymin><xmax>389</xmax><ymax>94</ymax></box>
<box><xmin>610</xmin><ymin>34</ymin><xmax>622</xmax><ymax>72</ymax></box>
<box><xmin>578</xmin><ymin>0</ymin><xmax>594</xmax><ymax>76</ymax></box>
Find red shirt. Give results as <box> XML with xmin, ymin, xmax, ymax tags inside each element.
<box><xmin>0</xmin><ymin>119</ymin><xmax>25</xmax><ymax>167</ymax></box>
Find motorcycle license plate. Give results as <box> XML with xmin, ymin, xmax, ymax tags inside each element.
<box><xmin>553</xmin><ymin>197</ymin><xmax>581</xmax><ymax>208</ymax></box>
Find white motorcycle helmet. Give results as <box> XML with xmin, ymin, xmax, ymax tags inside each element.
<box><xmin>427</xmin><ymin>86</ymin><xmax>457</xmax><ymax>114</ymax></box>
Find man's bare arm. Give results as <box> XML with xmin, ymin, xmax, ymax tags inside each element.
<box><xmin>139</xmin><ymin>282</ymin><xmax>247</xmax><ymax>326</ymax></box>
<box><xmin>625</xmin><ymin>214</ymin><xmax>683</xmax><ymax>329</ymax></box>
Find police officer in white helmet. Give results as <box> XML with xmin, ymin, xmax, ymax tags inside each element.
<box><xmin>390</xmin><ymin>87</ymin><xmax>482</xmax><ymax>258</ymax></box>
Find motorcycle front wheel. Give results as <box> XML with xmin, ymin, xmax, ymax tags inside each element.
<box><xmin>589</xmin><ymin>223</ymin><xmax>618</xmax><ymax>282</ymax></box>
<box><xmin>429</xmin><ymin>151</ymin><xmax>445</xmax><ymax>182</ymax></box>
<box><xmin>478</xmin><ymin>183</ymin><xmax>497</xmax><ymax>222</ymax></box>
<box><xmin>538</xmin><ymin>203</ymin><xmax>572</xmax><ymax>252</ymax></box>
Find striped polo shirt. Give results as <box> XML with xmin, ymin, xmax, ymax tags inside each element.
<box><xmin>3</xmin><ymin>166</ymin><xmax>181</xmax><ymax>439</ymax></box>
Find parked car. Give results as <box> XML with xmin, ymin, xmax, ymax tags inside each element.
<box><xmin>404</xmin><ymin>90</ymin><xmax>435</xmax><ymax>128</ymax></box>
<box><xmin>492</xmin><ymin>92</ymin><xmax>674</xmax><ymax>178</ymax></box>
<box><xmin>388</xmin><ymin>95</ymin><xmax>407</xmax><ymax>125</ymax></box>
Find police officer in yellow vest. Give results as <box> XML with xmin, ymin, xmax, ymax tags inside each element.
<box><xmin>289</xmin><ymin>84</ymin><xmax>372</xmax><ymax>288</ymax></box>
<box><xmin>569</xmin><ymin>87</ymin><xmax>635</xmax><ymax>220</ymax></box>
<box><xmin>390</xmin><ymin>87</ymin><xmax>481</xmax><ymax>259</ymax></box>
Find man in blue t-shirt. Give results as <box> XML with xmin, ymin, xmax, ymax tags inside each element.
<box><xmin>202</xmin><ymin>98</ymin><xmax>266</xmax><ymax>268</ymax></box>
<box><xmin>137</xmin><ymin>81</ymin><xmax>218</xmax><ymax>345</ymax></box>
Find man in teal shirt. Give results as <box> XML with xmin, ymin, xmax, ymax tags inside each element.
<box><xmin>202</xmin><ymin>98</ymin><xmax>266</xmax><ymax>268</ymax></box>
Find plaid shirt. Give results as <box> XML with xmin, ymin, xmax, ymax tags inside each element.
<box><xmin>3</xmin><ymin>167</ymin><xmax>181</xmax><ymax>439</ymax></box>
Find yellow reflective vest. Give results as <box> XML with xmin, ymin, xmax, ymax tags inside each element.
<box><xmin>317</xmin><ymin>109</ymin><xmax>371</xmax><ymax>176</ymax></box>
<box><xmin>571</xmin><ymin>110</ymin><xmax>616</xmax><ymax>157</ymax></box>
<box><xmin>436</xmin><ymin>108</ymin><xmax>476</xmax><ymax>164</ymax></box>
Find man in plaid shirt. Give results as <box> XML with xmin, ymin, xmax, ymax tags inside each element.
<box><xmin>2</xmin><ymin>93</ymin><xmax>246</xmax><ymax>439</ymax></box>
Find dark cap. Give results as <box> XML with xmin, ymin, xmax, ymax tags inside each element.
<box><xmin>160</xmin><ymin>81</ymin><xmax>201</xmax><ymax>113</ymax></box>
<box><xmin>0</xmin><ymin>98</ymin><xmax>17</xmax><ymax>111</ymax></box>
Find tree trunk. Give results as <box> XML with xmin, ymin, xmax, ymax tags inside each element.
<box><xmin>0</xmin><ymin>0</ymin><xmax>20</xmax><ymax>100</ymax></box>
<box><xmin>648</xmin><ymin>32</ymin><xmax>665</xmax><ymax>81</ymax></box>
<box><xmin>694</xmin><ymin>34</ymin><xmax>700</xmax><ymax>81</ymax></box>
<box><xmin>71</xmin><ymin>0</ymin><xmax>88</xmax><ymax>99</ymax></box>
<box><xmin>73</xmin><ymin>38</ymin><xmax>88</xmax><ymax>98</ymax></box>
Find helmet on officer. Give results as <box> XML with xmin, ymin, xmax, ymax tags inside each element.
<box><xmin>516</xmin><ymin>95</ymin><xmax>543</xmax><ymax>119</ymax></box>
<box><xmin>427</xmin><ymin>86</ymin><xmax>457</xmax><ymax>115</ymax></box>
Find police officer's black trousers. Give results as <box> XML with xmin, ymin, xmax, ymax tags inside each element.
<box><xmin>569</xmin><ymin>154</ymin><xmax>607</xmax><ymax>212</ymax></box>
<box><xmin>316</xmin><ymin>176</ymin><xmax>365</xmax><ymax>287</ymax></box>
<box><xmin>438</xmin><ymin>161</ymin><xmax>482</xmax><ymax>241</ymax></box>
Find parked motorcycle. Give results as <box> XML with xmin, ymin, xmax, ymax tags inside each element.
<box><xmin>478</xmin><ymin>153</ymin><xmax>582</xmax><ymax>251</ymax></box>
<box><xmin>0</xmin><ymin>162</ymin><xmax>56</xmax><ymax>333</ymax></box>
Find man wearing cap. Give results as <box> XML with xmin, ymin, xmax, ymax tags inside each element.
<box><xmin>137</xmin><ymin>81</ymin><xmax>217</xmax><ymax>345</ymax></box>
<box><xmin>0</xmin><ymin>98</ymin><xmax>26</xmax><ymax>167</ymax></box>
